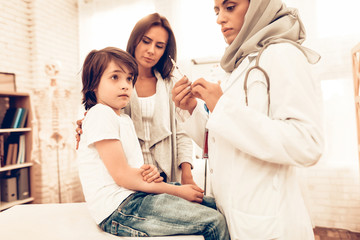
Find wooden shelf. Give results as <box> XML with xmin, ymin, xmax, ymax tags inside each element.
<box><xmin>0</xmin><ymin>91</ymin><xmax>34</xmax><ymax>210</ymax></box>
<box><xmin>0</xmin><ymin>197</ymin><xmax>34</xmax><ymax>211</ymax></box>
<box><xmin>0</xmin><ymin>162</ymin><xmax>33</xmax><ymax>172</ymax></box>
<box><xmin>0</xmin><ymin>128</ymin><xmax>31</xmax><ymax>133</ymax></box>
<box><xmin>0</xmin><ymin>91</ymin><xmax>30</xmax><ymax>97</ymax></box>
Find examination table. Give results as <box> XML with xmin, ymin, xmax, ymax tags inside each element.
<box><xmin>0</xmin><ymin>202</ymin><xmax>204</xmax><ymax>240</ymax></box>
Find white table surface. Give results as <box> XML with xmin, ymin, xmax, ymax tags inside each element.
<box><xmin>0</xmin><ymin>202</ymin><xmax>204</xmax><ymax>240</ymax></box>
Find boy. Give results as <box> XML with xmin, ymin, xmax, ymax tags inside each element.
<box><xmin>77</xmin><ymin>47</ymin><xmax>229</xmax><ymax>239</ymax></box>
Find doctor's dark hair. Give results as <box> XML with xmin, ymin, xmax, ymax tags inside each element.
<box><xmin>126</xmin><ymin>13</ymin><xmax>176</xmax><ymax>80</ymax></box>
<box><xmin>81</xmin><ymin>47</ymin><xmax>138</xmax><ymax>110</ymax></box>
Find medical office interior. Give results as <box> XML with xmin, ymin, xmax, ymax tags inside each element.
<box><xmin>0</xmin><ymin>0</ymin><xmax>360</xmax><ymax>239</ymax></box>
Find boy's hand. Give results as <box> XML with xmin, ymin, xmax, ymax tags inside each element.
<box><xmin>140</xmin><ymin>164</ymin><xmax>164</xmax><ymax>183</ymax></box>
<box><xmin>177</xmin><ymin>185</ymin><xmax>204</xmax><ymax>203</ymax></box>
<box><xmin>75</xmin><ymin>112</ymin><xmax>86</xmax><ymax>150</ymax></box>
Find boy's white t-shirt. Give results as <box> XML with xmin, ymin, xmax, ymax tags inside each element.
<box><xmin>77</xmin><ymin>103</ymin><xmax>144</xmax><ymax>224</ymax></box>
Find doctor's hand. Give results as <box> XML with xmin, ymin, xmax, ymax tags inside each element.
<box><xmin>191</xmin><ymin>78</ymin><xmax>223</xmax><ymax>112</ymax></box>
<box><xmin>171</xmin><ymin>76</ymin><xmax>197</xmax><ymax>115</ymax></box>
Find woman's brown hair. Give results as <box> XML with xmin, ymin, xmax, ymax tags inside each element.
<box><xmin>126</xmin><ymin>13</ymin><xmax>176</xmax><ymax>80</ymax></box>
<box><xmin>81</xmin><ymin>47</ymin><xmax>138</xmax><ymax>110</ymax></box>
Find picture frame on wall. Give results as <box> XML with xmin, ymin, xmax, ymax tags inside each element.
<box><xmin>0</xmin><ymin>72</ymin><xmax>16</xmax><ymax>92</ymax></box>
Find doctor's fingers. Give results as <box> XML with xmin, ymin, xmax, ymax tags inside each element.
<box><xmin>193</xmin><ymin>81</ymin><xmax>223</xmax><ymax>99</ymax></box>
<box><xmin>191</xmin><ymin>78</ymin><xmax>210</xmax><ymax>89</ymax></box>
<box><xmin>172</xmin><ymin>81</ymin><xmax>191</xmax><ymax>101</ymax></box>
<box><xmin>191</xmin><ymin>84</ymin><xmax>207</xmax><ymax>100</ymax></box>
<box><xmin>193</xmin><ymin>79</ymin><xmax>222</xmax><ymax>93</ymax></box>
<box><xmin>173</xmin><ymin>87</ymin><xmax>192</xmax><ymax>107</ymax></box>
<box><xmin>172</xmin><ymin>76</ymin><xmax>190</xmax><ymax>92</ymax></box>
<box><xmin>192</xmin><ymin>85</ymin><xmax>222</xmax><ymax>112</ymax></box>
<box><xmin>175</xmin><ymin>75</ymin><xmax>190</xmax><ymax>86</ymax></box>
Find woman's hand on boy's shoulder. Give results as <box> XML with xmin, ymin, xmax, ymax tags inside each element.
<box><xmin>140</xmin><ymin>164</ymin><xmax>164</xmax><ymax>183</ymax></box>
<box><xmin>75</xmin><ymin>111</ymin><xmax>87</xmax><ymax>150</ymax></box>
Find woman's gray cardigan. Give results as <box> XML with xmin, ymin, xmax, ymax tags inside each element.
<box><xmin>124</xmin><ymin>71</ymin><xmax>193</xmax><ymax>182</ymax></box>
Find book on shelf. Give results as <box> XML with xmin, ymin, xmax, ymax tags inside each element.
<box><xmin>5</xmin><ymin>143</ymin><xmax>14</xmax><ymax>166</ymax></box>
<box><xmin>16</xmin><ymin>135</ymin><xmax>25</xmax><ymax>164</ymax></box>
<box><xmin>5</xmin><ymin>143</ymin><xmax>18</xmax><ymax>166</ymax></box>
<box><xmin>0</xmin><ymin>97</ymin><xmax>9</xmax><ymax>126</ymax></box>
<box><xmin>0</xmin><ymin>135</ymin><xmax>4</xmax><ymax>167</ymax></box>
<box><xmin>19</xmin><ymin>108</ymin><xmax>28</xmax><ymax>128</ymax></box>
<box><xmin>1</xmin><ymin>107</ymin><xmax>28</xmax><ymax>129</ymax></box>
<box><xmin>1</xmin><ymin>134</ymin><xmax>25</xmax><ymax>167</ymax></box>
<box><xmin>0</xmin><ymin>168</ymin><xmax>29</xmax><ymax>202</ymax></box>
<box><xmin>15</xmin><ymin>167</ymin><xmax>30</xmax><ymax>200</ymax></box>
<box><xmin>1</xmin><ymin>108</ymin><xmax>17</xmax><ymax>128</ymax></box>
<box><xmin>1</xmin><ymin>176</ymin><xmax>17</xmax><ymax>202</ymax></box>
<box><xmin>10</xmin><ymin>143</ymin><xmax>18</xmax><ymax>165</ymax></box>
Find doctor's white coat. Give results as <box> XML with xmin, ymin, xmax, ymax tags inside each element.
<box><xmin>180</xmin><ymin>43</ymin><xmax>323</xmax><ymax>240</ymax></box>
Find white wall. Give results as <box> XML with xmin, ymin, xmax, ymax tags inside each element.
<box><xmin>0</xmin><ymin>1</ymin><xmax>32</xmax><ymax>90</ymax></box>
<box><xmin>77</xmin><ymin>0</ymin><xmax>226</xmax><ymax>65</ymax></box>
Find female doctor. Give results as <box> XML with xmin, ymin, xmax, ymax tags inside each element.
<box><xmin>172</xmin><ymin>0</ymin><xmax>323</xmax><ymax>239</ymax></box>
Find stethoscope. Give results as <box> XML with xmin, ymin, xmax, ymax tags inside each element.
<box><xmin>243</xmin><ymin>46</ymin><xmax>271</xmax><ymax>116</ymax></box>
<box><xmin>203</xmin><ymin>45</ymin><xmax>271</xmax><ymax>194</ymax></box>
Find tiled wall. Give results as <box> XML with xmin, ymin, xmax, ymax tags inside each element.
<box><xmin>0</xmin><ymin>0</ymin><xmax>32</xmax><ymax>90</ymax></box>
<box><xmin>0</xmin><ymin>0</ymin><xmax>84</xmax><ymax>203</ymax></box>
<box><xmin>305</xmin><ymin>166</ymin><xmax>360</xmax><ymax>231</ymax></box>
<box><xmin>303</xmin><ymin>76</ymin><xmax>360</xmax><ymax>232</ymax></box>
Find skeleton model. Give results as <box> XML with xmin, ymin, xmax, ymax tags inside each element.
<box><xmin>32</xmin><ymin>62</ymin><xmax>74</xmax><ymax>203</ymax></box>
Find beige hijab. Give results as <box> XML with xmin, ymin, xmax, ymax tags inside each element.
<box><xmin>220</xmin><ymin>0</ymin><xmax>320</xmax><ymax>72</ymax></box>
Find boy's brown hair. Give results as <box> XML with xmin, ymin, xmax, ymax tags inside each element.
<box><xmin>81</xmin><ymin>47</ymin><xmax>138</xmax><ymax>110</ymax></box>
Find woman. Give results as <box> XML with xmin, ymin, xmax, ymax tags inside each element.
<box><xmin>77</xmin><ymin>13</ymin><xmax>197</xmax><ymax>186</ymax></box>
<box><xmin>172</xmin><ymin>0</ymin><xmax>323</xmax><ymax>239</ymax></box>
<box><xmin>124</xmin><ymin>13</ymin><xmax>196</xmax><ymax>185</ymax></box>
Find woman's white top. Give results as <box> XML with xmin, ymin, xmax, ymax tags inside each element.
<box><xmin>77</xmin><ymin>104</ymin><xmax>143</xmax><ymax>224</ymax></box>
<box><xmin>138</xmin><ymin>94</ymin><xmax>159</xmax><ymax>169</ymax></box>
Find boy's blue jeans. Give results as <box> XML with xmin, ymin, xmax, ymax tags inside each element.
<box><xmin>99</xmin><ymin>191</ymin><xmax>230</xmax><ymax>240</ymax></box>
